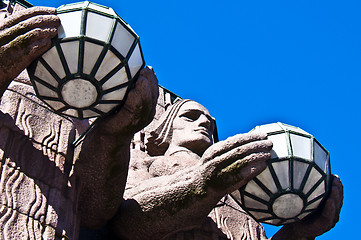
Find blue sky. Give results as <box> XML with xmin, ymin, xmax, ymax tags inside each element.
<box><xmin>30</xmin><ymin>0</ymin><xmax>360</xmax><ymax>238</ymax></box>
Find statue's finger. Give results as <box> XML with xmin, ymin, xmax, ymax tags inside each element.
<box><xmin>0</xmin><ymin>27</ymin><xmax>56</xmax><ymax>95</ymax></box>
<box><xmin>0</xmin><ymin>7</ymin><xmax>57</xmax><ymax>31</ymax></box>
<box><xmin>203</xmin><ymin>132</ymin><xmax>269</xmax><ymax>161</ymax></box>
<box><xmin>139</xmin><ymin>66</ymin><xmax>159</xmax><ymax>114</ymax></box>
<box><xmin>2</xmin><ymin>26</ymin><xmax>57</xmax><ymax>60</ymax></box>
<box><xmin>331</xmin><ymin>175</ymin><xmax>344</xmax><ymax>211</ymax></box>
<box><xmin>207</xmin><ymin>151</ymin><xmax>270</xmax><ymax>192</ymax></box>
<box><xmin>322</xmin><ymin>175</ymin><xmax>343</xmax><ymax>225</ymax></box>
<box><xmin>0</xmin><ymin>14</ymin><xmax>60</xmax><ymax>46</ymax></box>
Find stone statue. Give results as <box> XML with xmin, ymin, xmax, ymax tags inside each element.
<box><xmin>110</xmin><ymin>99</ymin><xmax>343</xmax><ymax>240</ymax></box>
<box><xmin>0</xmin><ymin>2</ymin><xmax>158</xmax><ymax>239</ymax></box>
<box><xmin>0</xmin><ymin>2</ymin><xmax>343</xmax><ymax>240</ymax></box>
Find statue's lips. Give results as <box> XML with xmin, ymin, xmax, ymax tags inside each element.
<box><xmin>194</xmin><ymin>127</ymin><xmax>210</xmax><ymax>136</ymax></box>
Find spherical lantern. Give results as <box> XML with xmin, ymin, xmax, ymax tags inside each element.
<box><xmin>231</xmin><ymin>122</ymin><xmax>331</xmax><ymax>226</ymax></box>
<box><xmin>27</xmin><ymin>1</ymin><xmax>145</xmax><ymax>119</ymax></box>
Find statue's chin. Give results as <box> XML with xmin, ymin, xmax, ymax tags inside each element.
<box><xmin>184</xmin><ymin>138</ymin><xmax>213</xmax><ymax>156</ymax></box>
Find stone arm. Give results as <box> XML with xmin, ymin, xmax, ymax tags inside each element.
<box><xmin>110</xmin><ymin>133</ymin><xmax>272</xmax><ymax>240</ymax></box>
<box><xmin>75</xmin><ymin>67</ymin><xmax>159</xmax><ymax>229</ymax></box>
<box><xmin>0</xmin><ymin>2</ymin><xmax>160</xmax><ymax>231</ymax></box>
<box><xmin>0</xmin><ymin>6</ymin><xmax>60</xmax><ymax>96</ymax></box>
<box><xmin>270</xmin><ymin>175</ymin><xmax>343</xmax><ymax>240</ymax></box>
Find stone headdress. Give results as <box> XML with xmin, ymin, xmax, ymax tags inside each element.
<box><xmin>146</xmin><ymin>99</ymin><xmax>192</xmax><ymax>156</ymax></box>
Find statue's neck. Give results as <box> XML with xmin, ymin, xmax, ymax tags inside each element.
<box><xmin>165</xmin><ymin>145</ymin><xmax>202</xmax><ymax>160</ymax></box>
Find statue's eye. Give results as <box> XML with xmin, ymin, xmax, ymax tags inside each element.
<box><xmin>179</xmin><ymin>111</ymin><xmax>200</xmax><ymax>121</ymax></box>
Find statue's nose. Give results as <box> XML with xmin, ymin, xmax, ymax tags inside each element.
<box><xmin>198</xmin><ymin>114</ymin><xmax>211</xmax><ymax>129</ymax></box>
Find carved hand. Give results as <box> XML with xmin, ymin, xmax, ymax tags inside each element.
<box><xmin>94</xmin><ymin>66</ymin><xmax>159</xmax><ymax>138</ymax></box>
<box><xmin>110</xmin><ymin>132</ymin><xmax>272</xmax><ymax>239</ymax></box>
<box><xmin>200</xmin><ymin>132</ymin><xmax>273</xmax><ymax>197</ymax></box>
<box><xmin>271</xmin><ymin>175</ymin><xmax>343</xmax><ymax>240</ymax></box>
<box><xmin>0</xmin><ymin>7</ymin><xmax>60</xmax><ymax>95</ymax></box>
<box><xmin>77</xmin><ymin>66</ymin><xmax>159</xmax><ymax>229</ymax></box>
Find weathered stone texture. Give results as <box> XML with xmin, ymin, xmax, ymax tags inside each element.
<box><xmin>0</xmin><ymin>80</ymin><xmax>80</xmax><ymax>239</ymax></box>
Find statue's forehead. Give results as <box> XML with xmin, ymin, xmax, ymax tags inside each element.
<box><xmin>178</xmin><ymin>101</ymin><xmax>211</xmax><ymax>117</ymax></box>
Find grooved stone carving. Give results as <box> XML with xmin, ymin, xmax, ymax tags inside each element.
<box><xmin>0</xmin><ymin>81</ymin><xmax>80</xmax><ymax>239</ymax></box>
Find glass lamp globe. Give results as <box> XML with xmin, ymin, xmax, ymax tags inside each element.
<box><xmin>231</xmin><ymin>122</ymin><xmax>331</xmax><ymax>226</ymax></box>
<box><xmin>27</xmin><ymin>1</ymin><xmax>145</xmax><ymax>119</ymax></box>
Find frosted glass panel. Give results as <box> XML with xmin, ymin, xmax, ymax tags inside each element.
<box><xmin>95</xmin><ymin>103</ymin><xmax>118</xmax><ymax>113</ymax></box>
<box><xmin>102</xmin><ymin>88</ymin><xmax>127</xmax><ymax>101</ymax></box>
<box><xmin>272</xmin><ymin>194</ymin><xmax>303</xmax><ymax>218</ymax></box>
<box><xmin>63</xmin><ymin>109</ymin><xmax>78</xmax><ymax>118</ymax></box>
<box><xmin>244</xmin><ymin>196</ymin><xmax>268</xmax><ymax>210</ymax></box>
<box><xmin>249</xmin><ymin>211</ymin><xmax>273</xmax><ymax>220</ymax></box>
<box><xmin>128</xmin><ymin>43</ymin><xmax>144</xmax><ymax>78</ymax></box>
<box><xmin>298</xmin><ymin>212</ymin><xmax>311</xmax><ymax>220</ymax></box>
<box><xmin>307</xmin><ymin>182</ymin><xmax>325</xmax><ymax>202</ymax></box>
<box><xmin>305</xmin><ymin>198</ymin><xmax>322</xmax><ymax>211</ymax></box>
<box><xmin>61</xmin><ymin>41</ymin><xmax>80</xmax><ymax>74</ymax></box>
<box><xmin>268</xmin><ymin>134</ymin><xmax>289</xmax><ymax>159</ymax></box>
<box><xmin>285</xmin><ymin>124</ymin><xmax>309</xmax><ymax>135</ymax></box>
<box><xmin>314</xmin><ymin>142</ymin><xmax>328</xmax><ymax>173</ymax></box>
<box><xmin>272</xmin><ymin>161</ymin><xmax>289</xmax><ymax>189</ymax></box>
<box><xmin>258</xmin><ymin>123</ymin><xmax>283</xmax><ymax>134</ymax></box>
<box><xmin>262</xmin><ymin>219</ymin><xmax>281</xmax><ymax>225</ymax></box>
<box><xmin>83</xmin><ymin>110</ymin><xmax>99</xmax><ymax>118</ymax></box>
<box><xmin>245</xmin><ymin>180</ymin><xmax>270</xmax><ymax>201</ymax></box>
<box><xmin>34</xmin><ymin>62</ymin><xmax>58</xmax><ymax>87</ymax></box>
<box><xmin>282</xmin><ymin>219</ymin><xmax>296</xmax><ymax>224</ymax></box>
<box><xmin>83</xmin><ymin>42</ymin><xmax>104</xmax><ymax>74</ymax></box>
<box><xmin>326</xmin><ymin>160</ymin><xmax>331</xmax><ymax>183</ymax></box>
<box><xmin>86</xmin><ymin>12</ymin><xmax>114</xmax><ymax>42</ymax></box>
<box><xmin>102</xmin><ymin>67</ymin><xmax>128</xmax><ymax>90</ymax></box>
<box><xmin>230</xmin><ymin>190</ymin><xmax>241</xmax><ymax>202</ymax></box>
<box><xmin>256</xmin><ymin>167</ymin><xmax>278</xmax><ymax>194</ymax></box>
<box><xmin>95</xmin><ymin>50</ymin><xmax>121</xmax><ymax>80</ymax></box>
<box><xmin>303</xmin><ymin>167</ymin><xmax>322</xmax><ymax>194</ymax></box>
<box><xmin>290</xmin><ymin>134</ymin><xmax>312</xmax><ymax>160</ymax></box>
<box><xmin>293</xmin><ymin>161</ymin><xmax>309</xmax><ymax>189</ymax></box>
<box><xmin>88</xmin><ymin>3</ymin><xmax>116</xmax><ymax>16</ymax></box>
<box><xmin>42</xmin><ymin>46</ymin><xmax>66</xmax><ymax>79</ymax></box>
<box><xmin>112</xmin><ymin>22</ymin><xmax>135</xmax><ymax>57</ymax></box>
<box><xmin>58</xmin><ymin>11</ymin><xmax>82</xmax><ymax>39</ymax></box>
<box><xmin>34</xmin><ymin>81</ymin><xmax>58</xmax><ymax>98</ymax></box>
<box><xmin>44</xmin><ymin>100</ymin><xmax>65</xmax><ymax>111</ymax></box>
<box><xmin>58</xmin><ymin>2</ymin><xmax>85</xmax><ymax>11</ymax></box>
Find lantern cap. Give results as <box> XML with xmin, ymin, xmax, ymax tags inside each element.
<box><xmin>251</xmin><ymin>122</ymin><xmax>310</xmax><ymax>136</ymax></box>
<box><xmin>58</xmin><ymin>1</ymin><xmax>116</xmax><ymax>17</ymax></box>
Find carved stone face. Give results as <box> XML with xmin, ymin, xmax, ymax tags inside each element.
<box><xmin>170</xmin><ymin>101</ymin><xmax>214</xmax><ymax>155</ymax></box>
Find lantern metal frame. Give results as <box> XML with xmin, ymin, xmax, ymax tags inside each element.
<box><xmin>232</xmin><ymin>122</ymin><xmax>332</xmax><ymax>226</ymax></box>
<box><xmin>28</xmin><ymin>1</ymin><xmax>145</xmax><ymax>119</ymax></box>
<box><xmin>8</xmin><ymin>0</ymin><xmax>32</xmax><ymax>8</ymax></box>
